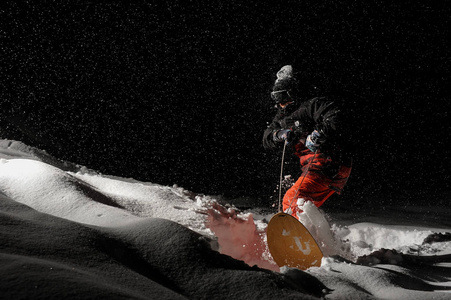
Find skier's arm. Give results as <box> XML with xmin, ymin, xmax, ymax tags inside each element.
<box><xmin>310</xmin><ymin>98</ymin><xmax>340</xmax><ymax>142</ymax></box>
<box><xmin>283</xmin><ymin>97</ymin><xmax>340</xmax><ymax>150</ymax></box>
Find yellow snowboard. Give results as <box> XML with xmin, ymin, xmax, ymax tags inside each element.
<box><xmin>267</xmin><ymin>212</ymin><xmax>323</xmax><ymax>270</ymax></box>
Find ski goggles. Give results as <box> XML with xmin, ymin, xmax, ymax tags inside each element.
<box><xmin>271</xmin><ymin>89</ymin><xmax>292</xmax><ymax>104</ymax></box>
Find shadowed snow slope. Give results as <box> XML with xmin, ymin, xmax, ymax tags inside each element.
<box><xmin>0</xmin><ymin>196</ymin><xmax>325</xmax><ymax>299</ymax></box>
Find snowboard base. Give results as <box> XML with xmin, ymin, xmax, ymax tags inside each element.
<box><xmin>267</xmin><ymin>212</ymin><xmax>323</xmax><ymax>270</ymax></box>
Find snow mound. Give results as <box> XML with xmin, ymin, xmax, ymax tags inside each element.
<box><xmin>0</xmin><ymin>150</ymin><xmax>211</xmax><ymax>234</ymax></box>
<box><xmin>2</xmin><ymin>139</ymin><xmax>451</xmax><ymax>299</ymax></box>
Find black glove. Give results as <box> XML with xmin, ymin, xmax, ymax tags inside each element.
<box><xmin>273</xmin><ymin>129</ymin><xmax>294</xmax><ymax>144</ymax></box>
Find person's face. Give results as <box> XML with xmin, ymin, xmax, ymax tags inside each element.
<box><xmin>279</xmin><ymin>101</ymin><xmax>293</xmax><ymax>108</ymax></box>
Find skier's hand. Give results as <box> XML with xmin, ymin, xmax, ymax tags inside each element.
<box><xmin>305</xmin><ymin>130</ymin><xmax>322</xmax><ymax>152</ymax></box>
<box><xmin>273</xmin><ymin>129</ymin><xmax>294</xmax><ymax>144</ymax></box>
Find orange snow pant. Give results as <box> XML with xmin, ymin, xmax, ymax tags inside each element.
<box><xmin>282</xmin><ymin>149</ymin><xmax>352</xmax><ymax>217</ymax></box>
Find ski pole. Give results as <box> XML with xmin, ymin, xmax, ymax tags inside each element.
<box><xmin>278</xmin><ymin>141</ymin><xmax>288</xmax><ymax>212</ymax></box>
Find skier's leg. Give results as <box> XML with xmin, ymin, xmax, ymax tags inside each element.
<box><xmin>282</xmin><ymin>172</ymin><xmax>315</xmax><ymax>216</ymax></box>
<box><xmin>282</xmin><ymin>171</ymin><xmax>334</xmax><ymax>217</ymax></box>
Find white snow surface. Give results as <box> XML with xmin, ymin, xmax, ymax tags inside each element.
<box><xmin>1</xmin><ymin>139</ymin><xmax>451</xmax><ymax>299</ymax></box>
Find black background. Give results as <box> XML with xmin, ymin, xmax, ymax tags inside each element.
<box><xmin>1</xmin><ymin>1</ymin><xmax>450</xmax><ymax>209</ymax></box>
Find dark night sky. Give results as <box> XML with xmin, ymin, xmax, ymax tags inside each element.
<box><xmin>1</xmin><ymin>1</ymin><xmax>450</xmax><ymax>208</ymax></box>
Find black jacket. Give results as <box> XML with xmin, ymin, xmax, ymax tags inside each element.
<box><xmin>263</xmin><ymin>96</ymin><xmax>352</xmax><ymax>161</ymax></box>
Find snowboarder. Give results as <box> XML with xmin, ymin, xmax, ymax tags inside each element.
<box><xmin>263</xmin><ymin>65</ymin><xmax>352</xmax><ymax>219</ymax></box>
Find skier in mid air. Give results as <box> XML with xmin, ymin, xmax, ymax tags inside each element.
<box><xmin>263</xmin><ymin>65</ymin><xmax>353</xmax><ymax>219</ymax></box>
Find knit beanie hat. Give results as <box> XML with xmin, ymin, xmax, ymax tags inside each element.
<box><xmin>271</xmin><ymin>65</ymin><xmax>298</xmax><ymax>103</ymax></box>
